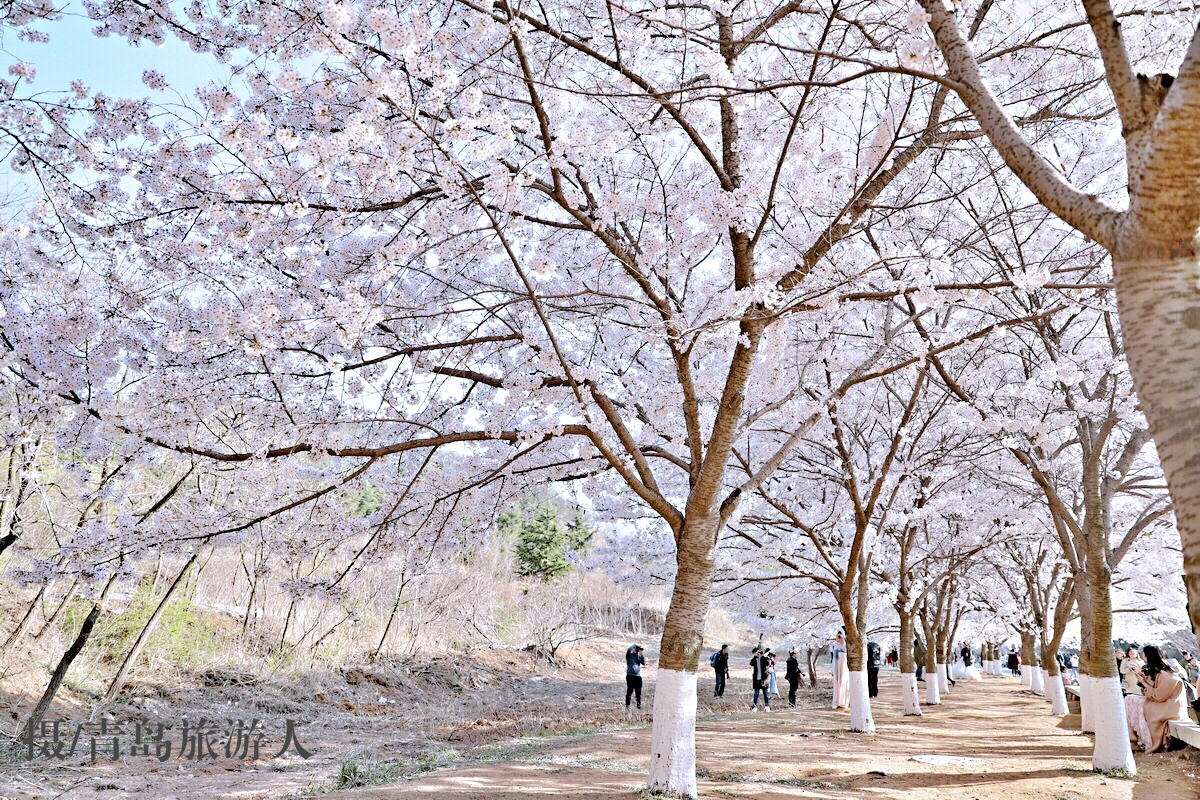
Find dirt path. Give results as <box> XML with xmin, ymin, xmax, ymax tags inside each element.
<box><xmin>2</xmin><ymin>665</ymin><xmax>1196</xmax><ymax>798</ymax></box>
<box><xmin>337</xmin><ymin>672</ymin><xmax>1198</xmax><ymax>799</ymax></box>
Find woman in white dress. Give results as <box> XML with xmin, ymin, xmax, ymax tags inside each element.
<box><xmin>831</xmin><ymin>631</ymin><xmax>850</xmax><ymax>709</ymax></box>
<box><xmin>954</xmin><ymin>643</ymin><xmax>983</xmax><ymax>681</ymax></box>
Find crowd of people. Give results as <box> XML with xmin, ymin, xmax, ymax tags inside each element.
<box><xmin>622</xmin><ymin>637</ymin><xmax>1200</xmax><ymax>755</ymax></box>
<box><xmin>630</xmin><ymin>630</ymin><xmax>893</xmax><ymax>714</ymax></box>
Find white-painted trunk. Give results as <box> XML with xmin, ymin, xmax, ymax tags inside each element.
<box><xmin>848</xmin><ymin>670</ymin><xmax>875</xmax><ymax>733</ymax></box>
<box><xmin>1079</xmin><ymin>674</ymin><xmax>1095</xmax><ymax>733</ymax></box>
<box><xmin>647</xmin><ymin>668</ymin><xmax>698</xmax><ymax>797</ymax></box>
<box><xmin>936</xmin><ymin>663</ymin><xmax>948</xmax><ymax>692</ymax></box>
<box><xmin>1047</xmin><ymin>673</ymin><xmax>1069</xmax><ymax>716</ymax></box>
<box><xmin>901</xmin><ymin>672</ymin><xmax>922</xmax><ymax>716</ymax></box>
<box><xmin>924</xmin><ymin>669</ymin><xmax>941</xmax><ymax>704</ymax></box>
<box><xmin>1020</xmin><ymin>664</ymin><xmax>1031</xmax><ymax>686</ymax></box>
<box><xmin>1031</xmin><ymin>666</ymin><xmax>1044</xmax><ymax>695</ymax></box>
<box><xmin>1089</xmin><ymin>675</ymin><xmax>1136</xmax><ymax>775</ymax></box>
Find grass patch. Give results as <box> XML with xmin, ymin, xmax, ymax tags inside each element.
<box><xmin>63</xmin><ymin>580</ymin><xmax>233</xmax><ymax>677</ymax></box>
<box><xmin>1061</xmin><ymin>760</ymin><xmax>1091</xmax><ymax>772</ymax></box>
<box><xmin>536</xmin><ymin>754</ymin><xmax>642</xmax><ymax>773</ymax></box>
<box><xmin>294</xmin><ymin>748</ymin><xmax>460</xmax><ymax>796</ymax></box>
<box><xmin>695</xmin><ymin>768</ymin><xmax>748</xmax><ymax>782</ymax></box>
<box><xmin>332</xmin><ymin>758</ymin><xmax>409</xmax><ymax>790</ymax></box>
<box><xmin>773</xmin><ymin>778</ymin><xmax>837</xmax><ymax>789</ymax></box>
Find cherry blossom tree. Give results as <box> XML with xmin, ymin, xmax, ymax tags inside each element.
<box><xmin>911</xmin><ymin>0</ymin><xmax>1200</xmax><ymax>671</ymax></box>
<box><xmin>3</xmin><ymin>2</ymin><xmax>1044</xmax><ymax>794</ymax></box>
<box><xmin>2</xmin><ymin>0</ymin><xmax>1195</xmax><ymax>790</ymax></box>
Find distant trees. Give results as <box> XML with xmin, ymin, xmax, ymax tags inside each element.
<box><xmin>498</xmin><ymin>503</ymin><xmax>593</xmax><ymax>580</ymax></box>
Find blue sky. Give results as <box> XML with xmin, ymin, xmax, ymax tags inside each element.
<box><xmin>1</xmin><ymin>3</ymin><xmax>227</xmax><ymax>98</ymax></box>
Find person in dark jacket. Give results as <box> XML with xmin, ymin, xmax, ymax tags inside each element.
<box><xmin>713</xmin><ymin>644</ymin><xmax>730</xmax><ymax>697</ymax></box>
<box><xmin>625</xmin><ymin>645</ymin><xmax>645</xmax><ymax>709</ymax></box>
<box><xmin>749</xmin><ymin>648</ymin><xmax>771</xmax><ymax>712</ymax></box>
<box><xmin>785</xmin><ymin>649</ymin><xmax>802</xmax><ymax>706</ymax></box>
<box><xmin>914</xmin><ymin>637</ymin><xmax>926</xmax><ymax>681</ymax></box>
<box><xmin>867</xmin><ymin>641</ymin><xmax>882</xmax><ymax>698</ymax></box>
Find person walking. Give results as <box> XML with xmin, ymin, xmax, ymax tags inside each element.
<box><xmin>766</xmin><ymin>649</ymin><xmax>779</xmax><ymax>698</ymax></box>
<box><xmin>914</xmin><ymin>637</ymin><xmax>926</xmax><ymax>682</ymax></box>
<box><xmin>625</xmin><ymin>644</ymin><xmax>645</xmax><ymax>710</ymax></box>
<box><xmin>785</xmin><ymin>649</ymin><xmax>802</xmax><ymax>707</ymax></box>
<box><xmin>1007</xmin><ymin>648</ymin><xmax>1020</xmax><ymax>676</ymax></box>
<box><xmin>867</xmin><ymin>640</ymin><xmax>882</xmax><ymax>699</ymax></box>
<box><xmin>750</xmin><ymin>648</ymin><xmax>771</xmax><ymax>712</ymax></box>
<box><xmin>711</xmin><ymin>644</ymin><xmax>730</xmax><ymax>697</ymax></box>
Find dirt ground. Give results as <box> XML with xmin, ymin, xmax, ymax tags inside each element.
<box><xmin>0</xmin><ymin>645</ymin><xmax>1196</xmax><ymax>799</ymax></box>
<box><xmin>354</xmin><ymin>672</ymin><xmax>1200</xmax><ymax>800</ymax></box>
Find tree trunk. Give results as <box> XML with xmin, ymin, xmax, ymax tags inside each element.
<box><xmin>104</xmin><ymin>554</ymin><xmax>196</xmax><ymax>703</ymax></box>
<box><xmin>1029</xmin><ymin>631</ymin><xmax>1044</xmax><ymax>695</ymax></box>
<box><xmin>848</xmin><ymin>670</ymin><xmax>874</xmax><ymax>732</ymax></box>
<box><xmin>920</xmin><ymin>614</ymin><xmax>940</xmax><ymax>705</ymax></box>
<box><xmin>34</xmin><ymin>580</ymin><xmax>78</xmax><ymax>641</ymax></box>
<box><xmin>1089</xmin><ymin>673</ymin><xmax>1136</xmax><ymax>773</ymax></box>
<box><xmin>1079</xmin><ymin>674</ymin><xmax>1094</xmax><ymax>730</ymax></box>
<box><xmin>1046</xmin><ymin>671</ymin><xmax>1069</xmax><ymax>716</ymax></box>
<box><xmin>1113</xmin><ymin>235</ymin><xmax>1200</xmax><ymax>654</ymax></box>
<box><xmin>925</xmin><ymin>645</ymin><xmax>941</xmax><ymax>705</ymax></box>
<box><xmin>648</xmin><ymin>517</ymin><xmax>717</xmax><ymax>798</ymax></box>
<box><xmin>3</xmin><ymin>585</ymin><xmax>45</xmax><ymax>651</ymax></box>
<box><xmin>1081</xmin><ymin>498</ymin><xmax>1135</xmax><ymax>773</ymax></box>
<box><xmin>806</xmin><ymin>647</ymin><xmax>819</xmax><ymax>688</ymax></box>
<box><xmin>1020</xmin><ymin>630</ymin><xmax>1035</xmax><ymax>686</ymax></box>
<box><xmin>935</xmin><ymin>624</ymin><xmax>950</xmax><ymax>693</ymax></box>
<box><xmin>372</xmin><ymin>576</ymin><xmax>411</xmax><ymax>661</ymax></box>
<box><xmin>0</xmin><ymin>451</ymin><xmax>29</xmax><ymax>561</ymax></box>
<box><xmin>1077</xmin><ymin>583</ymin><xmax>1096</xmax><ymax>733</ymax></box>
<box><xmin>26</xmin><ymin>574</ymin><xmax>117</xmax><ymax>733</ymax></box>
<box><xmin>1042</xmin><ymin>585</ymin><xmax>1074</xmax><ymax>714</ymax></box>
<box><xmin>839</xmin><ymin>602</ymin><xmax>873</xmax><ymax>733</ymax></box>
<box><xmin>898</xmin><ymin>612</ymin><xmax>921</xmax><ymax>716</ymax></box>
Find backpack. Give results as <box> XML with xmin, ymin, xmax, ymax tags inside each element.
<box><xmin>710</xmin><ymin>651</ymin><xmax>719</xmax><ymax>667</ymax></box>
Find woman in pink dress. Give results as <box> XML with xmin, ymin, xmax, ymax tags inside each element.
<box><xmin>831</xmin><ymin>631</ymin><xmax>850</xmax><ymax>709</ymax></box>
<box><xmin>1125</xmin><ymin>645</ymin><xmax>1189</xmax><ymax>752</ymax></box>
